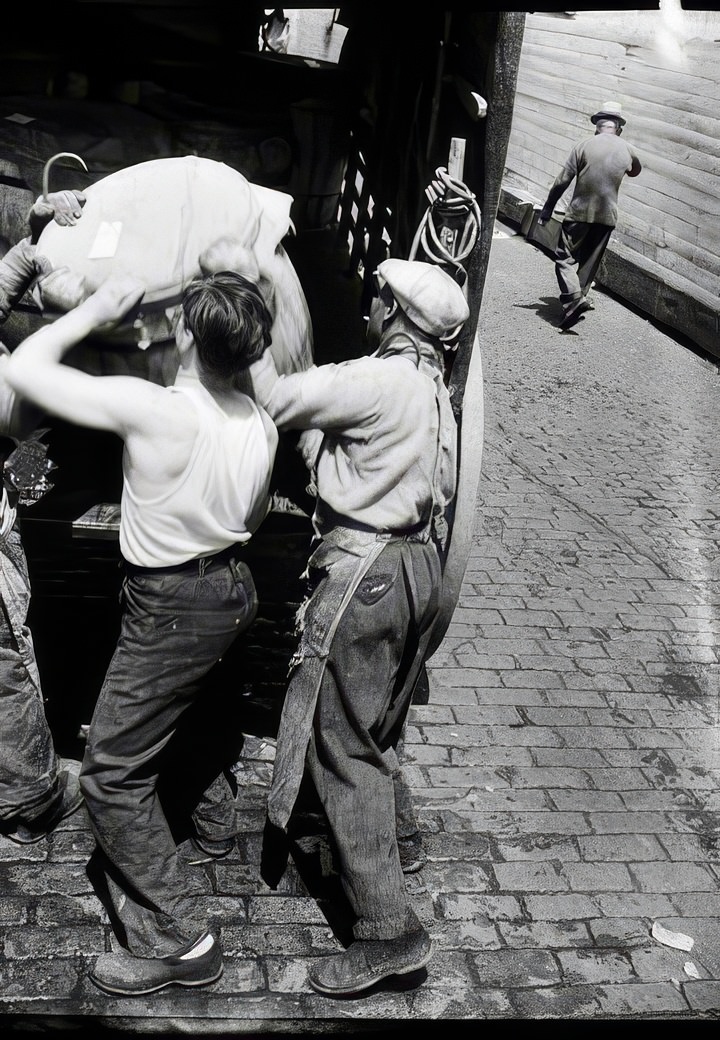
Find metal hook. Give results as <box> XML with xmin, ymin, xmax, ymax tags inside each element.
<box><xmin>42</xmin><ymin>152</ymin><xmax>88</xmax><ymax>201</ymax></box>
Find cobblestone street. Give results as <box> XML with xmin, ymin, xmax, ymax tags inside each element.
<box><xmin>1</xmin><ymin>222</ymin><xmax>718</xmax><ymax>1031</ymax></box>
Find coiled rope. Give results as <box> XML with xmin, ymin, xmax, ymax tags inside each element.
<box><xmin>409</xmin><ymin>167</ymin><xmax>481</xmax><ymax>275</ymax></box>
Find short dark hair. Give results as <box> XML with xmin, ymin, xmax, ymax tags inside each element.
<box><xmin>182</xmin><ymin>270</ymin><xmax>272</xmax><ymax>381</ymax></box>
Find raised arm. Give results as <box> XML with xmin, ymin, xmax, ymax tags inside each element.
<box><xmin>248</xmin><ymin>350</ymin><xmax>380</xmax><ymax>433</ymax></box>
<box><xmin>4</xmin><ymin>275</ymin><xmax>163</xmax><ymax>437</ymax></box>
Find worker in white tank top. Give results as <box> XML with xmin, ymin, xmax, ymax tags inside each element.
<box><xmin>120</xmin><ymin>382</ymin><xmax>274</xmax><ymax>568</ymax></box>
<box><xmin>6</xmin><ymin>270</ymin><xmax>280</xmax><ymax>995</ymax></box>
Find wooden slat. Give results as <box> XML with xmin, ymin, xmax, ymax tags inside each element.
<box><xmin>607</xmin><ymin>238</ymin><xmax>719</xmax><ymax>312</ymax></box>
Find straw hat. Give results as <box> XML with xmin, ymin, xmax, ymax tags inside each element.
<box><xmin>376</xmin><ymin>259</ymin><xmax>469</xmax><ymax>338</ymax></box>
<box><xmin>590</xmin><ymin>101</ymin><xmax>626</xmax><ymax>126</ymax></box>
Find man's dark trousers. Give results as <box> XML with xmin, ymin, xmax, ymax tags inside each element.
<box><xmin>80</xmin><ymin>551</ymin><xmax>257</xmax><ymax>957</ymax></box>
<box><xmin>554</xmin><ymin>219</ymin><xmax>613</xmax><ymax>308</ymax></box>
<box><xmin>304</xmin><ymin>537</ymin><xmax>441</xmax><ymax>941</ymax></box>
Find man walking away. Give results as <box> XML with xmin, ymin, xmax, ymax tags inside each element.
<box><xmin>538</xmin><ymin>100</ymin><xmax>642</xmax><ymax>329</ymax></box>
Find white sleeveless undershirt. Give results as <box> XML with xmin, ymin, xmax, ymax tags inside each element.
<box><xmin>120</xmin><ymin>383</ymin><xmax>277</xmax><ymax>568</ymax></box>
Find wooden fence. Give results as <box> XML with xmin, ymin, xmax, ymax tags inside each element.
<box><xmin>498</xmin><ymin>6</ymin><xmax>720</xmax><ymax>359</ymax></box>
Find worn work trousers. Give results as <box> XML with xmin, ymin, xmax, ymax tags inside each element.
<box><xmin>306</xmin><ymin>538</ymin><xmax>441</xmax><ymax>941</ymax></box>
<box><xmin>79</xmin><ymin>549</ymin><xmax>257</xmax><ymax>958</ymax></box>
<box><xmin>0</xmin><ymin>525</ymin><xmax>60</xmax><ymax>823</ymax></box>
<box><xmin>554</xmin><ymin>220</ymin><xmax>614</xmax><ymax>308</ymax></box>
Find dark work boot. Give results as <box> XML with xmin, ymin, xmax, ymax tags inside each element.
<box><xmin>89</xmin><ymin>931</ymin><xmax>223</xmax><ymax>996</ymax></box>
<box><xmin>308</xmin><ymin>928</ymin><xmax>433</xmax><ymax>996</ymax></box>
<box><xmin>6</xmin><ymin>765</ymin><xmax>84</xmax><ymax>845</ymax></box>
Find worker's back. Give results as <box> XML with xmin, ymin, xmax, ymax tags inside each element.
<box><xmin>567</xmin><ymin>133</ymin><xmax>638</xmax><ymax>226</ymax></box>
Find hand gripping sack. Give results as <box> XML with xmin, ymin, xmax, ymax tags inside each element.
<box><xmin>33</xmin><ymin>155</ymin><xmax>313</xmax><ymax>375</ymax></box>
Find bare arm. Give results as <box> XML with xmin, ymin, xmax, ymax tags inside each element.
<box><xmin>0</xmin><ymin>344</ymin><xmax>46</xmax><ymax>439</ymax></box>
<box><xmin>4</xmin><ymin>275</ymin><xmax>166</xmax><ymax>438</ymax></box>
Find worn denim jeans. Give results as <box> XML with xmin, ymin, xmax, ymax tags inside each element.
<box><xmin>304</xmin><ymin>538</ymin><xmax>441</xmax><ymax>941</ymax></box>
<box><xmin>0</xmin><ymin>525</ymin><xmax>60</xmax><ymax>823</ymax></box>
<box><xmin>80</xmin><ymin>549</ymin><xmax>257</xmax><ymax>958</ymax></box>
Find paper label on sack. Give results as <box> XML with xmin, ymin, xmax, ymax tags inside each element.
<box><xmin>88</xmin><ymin>221</ymin><xmax>123</xmax><ymax>259</ymax></box>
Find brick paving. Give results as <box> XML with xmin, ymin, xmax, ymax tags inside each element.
<box><xmin>0</xmin><ymin>223</ymin><xmax>718</xmax><ymax>1030</ymax></box>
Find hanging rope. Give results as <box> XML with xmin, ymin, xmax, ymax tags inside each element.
<box><xmin>409</xmin><ymin>167</ymin><xmax>481</xmax><ymax>277</ymax></box>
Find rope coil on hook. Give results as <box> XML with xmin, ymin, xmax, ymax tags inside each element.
<box><xmin>409</xmin><ymin>167</ymin><xmax>481</xmax><ymax>275</ymax></box>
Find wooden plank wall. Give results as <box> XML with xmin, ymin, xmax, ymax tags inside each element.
<box><xmin>498</xmin><ymin>6</ymin><xmax>720</xmax><ymax>358</ymax></box>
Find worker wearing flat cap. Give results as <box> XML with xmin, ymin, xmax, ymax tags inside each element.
<box><xmin>538</xmin><ymin>99</ymin><xmax>642</xmax><ymax>329</ymax></box>
<box><xmin>249</xmin><ymin>258</ymin><xmax>468</xmax><ymax>998</ymax></box>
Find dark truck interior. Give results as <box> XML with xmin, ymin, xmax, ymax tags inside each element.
<box><xmin>0</xmin><ymin>4</ymin><xmax>525</xmax><ymax>761</ymax></box>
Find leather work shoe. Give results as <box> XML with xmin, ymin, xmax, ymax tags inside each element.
<box><xmin>89</xmin><ymin>931</ymin><xmax>223</xmax><ymax>995</ymax></box>
<box><xmin>179</xmin><ymin>834</ymin><xmax>235</xmax><ymax>865</ymax></box>
<box><xmin>308</xmin><ymin>929</ymin><xmax>433</xmax><ymax>997</ymax></box>
<box><xmin>559</xmin><ymin>297</ymin><xmax>591</xmax><ymax>329</ymax></box>
<box><xmin>6</xmin><ymin>766</ymin><xmax>84</xmax><ymax>845</ymax></box>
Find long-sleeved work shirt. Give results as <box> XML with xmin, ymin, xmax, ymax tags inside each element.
<box><xmin>541</xmin><ymin>132</ymin><xmax>641</xmax><ymax>227</ymax></box>
<box><xmin>251</xmin><ymin>345</ymin><xmax>456</xmax><ymax>534</ymax></box>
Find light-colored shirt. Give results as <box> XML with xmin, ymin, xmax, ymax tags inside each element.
<box><xmin>543</xmin><ymin>133</ymin><xmax>641</xmax><ymax>227</ymax></box>
<box><xmin>252</xmin><ymin>349</ymin><xmax>455</xmax><ymax>533</ymax></box>
<box><xmin>120</xmin><ymin>382</ymin><xmax>277</xmax><ymax>567</ymax></box>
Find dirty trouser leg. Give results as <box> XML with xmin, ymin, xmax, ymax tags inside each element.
<box><xmin>0</xmin><ymin>526</ymin><xmax>59</xmax><ymax>824</ymax></box>
<box><xmin>191</xmin><ymin>768</ymin><xmax>238</xmax><ymax>846</ymax></box>
<box><xmin>386</xmin><ymin>746</ymin><xmax>420</xmax><ymax>843</ymax></box>
<box><xmin>80</xmin><ymin>555</ymin><xmax>257</xmax><ymax>957</ymax></box>
<box><xmin>387</xmin><ymin>664</ymin><xmax>430</xmax><ymax>842</ymax></box>
<box><xmin>554</xmin><ymin>220</ymin><xmax>613</xmax><ymax>310</ymax></box>
<box><xmin>305</xmin><ymin>540</ymin><xmax>440</xmax><ymax>941</ymax></box>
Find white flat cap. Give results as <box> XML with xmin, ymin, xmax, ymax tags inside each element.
<box><xmin>377</xmin><ymin>259</ymin><xmax>470</xmax><ymax>338</ymax></box>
